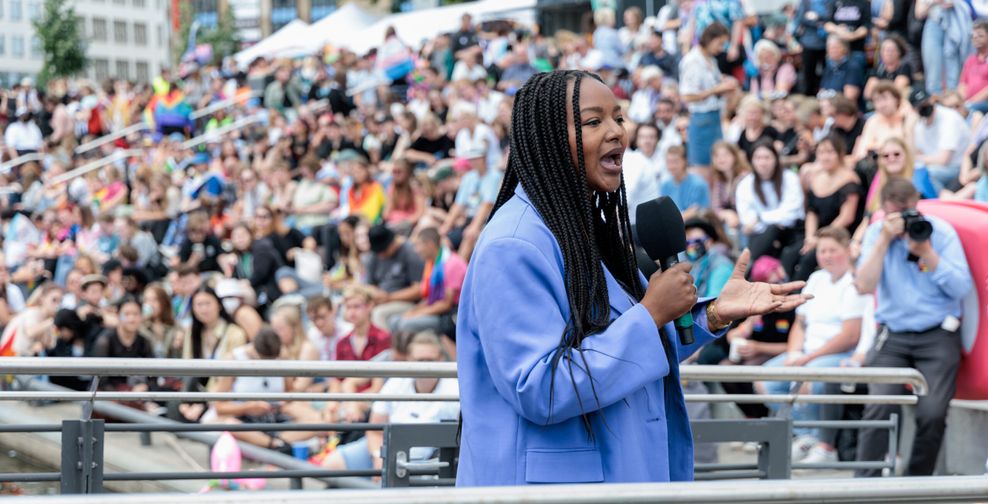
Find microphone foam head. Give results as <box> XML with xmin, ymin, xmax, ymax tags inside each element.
<box><xmin>635</xmin><ymin>196</ymin><xmax>686</xmax><ymax>259</ymax></box>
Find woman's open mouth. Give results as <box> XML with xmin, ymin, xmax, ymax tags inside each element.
<box><xmin>599</xmin><ymin>147</ymin><xmax>624</xmax><ymax>174</ymax></box>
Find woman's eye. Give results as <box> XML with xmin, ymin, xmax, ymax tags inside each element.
<box><xmin>616</xmin><ymin>116</ymin><xmax>625</xmax><ymax>124</ymax></box>
<box><xmin>583</xmin><ymin>119</ymin><xmax>601</xmax><ymax>127</ymax></box>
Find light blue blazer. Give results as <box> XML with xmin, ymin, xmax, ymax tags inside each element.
<box><xmin>455</xmin><ymin>186</ymin><xmax>723</xmax><ymax>486</ymax></box>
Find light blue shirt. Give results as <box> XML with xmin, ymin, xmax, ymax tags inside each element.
<box><xmin>454</xmin><ymin>168</ymin><xmax>503</xmax><ymax>218</ymax></box>
<box><xmin>661</xmin><ymin>173</ymin><xmax>710</xmax><ymax>212</ymax></box>
<box><xmin>858</xmin><ymin>215</ymin><xmax>972</xmax><ymax>332</ymax></box>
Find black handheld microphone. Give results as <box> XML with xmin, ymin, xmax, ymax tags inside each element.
<box><xmin>635</xmin><ymin>196</ymin><xmax>695</xmax><ymax>345</ymax></box>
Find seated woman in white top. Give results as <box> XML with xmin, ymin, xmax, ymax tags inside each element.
<box><xmin>202</xmin><ymin>327</ymin><xmax>323</xmax><ymax>453</ymax></box>
<box><xmin>757</xmin><ymin>226</ymin><xmax>868</xmax><ymax>462</ymax></box>
<box><xmin>735</xmin><ymin>141</ymin><xmax>805</xmax><ymax>266</ymax></box>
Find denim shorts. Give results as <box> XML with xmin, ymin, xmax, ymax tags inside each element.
<box><xmin>687</xmin><ymin>109</ymin><xmax>723</xmax><ymax>167</ymax></box>
<box><xmin>338</xmin><ymin>436</ymin><xmax>373</xmax><ymax>471</ymax></box>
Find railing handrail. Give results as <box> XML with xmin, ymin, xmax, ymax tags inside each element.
<box><xmin>0</xmin><ymin>358</ymin><xmax>929</xmax><ymax>394</ymax></box>
<box><xmin>180</xmin><ymin>116</ymin><xmax>262</xmax><ymax>149</ymax></box>
<box><xmin>74</xmin><ymin>122</ymin><xmax>150</xmax><ymax>155</ymax></box>
<box><xmin>9</xmin><ymin>475</ymin><xmax>988</xmax><ymax>503</ymax></box>
<box><xmin>73</xmin><ymin>90</ymin><xmax>264</xmax><ymax>155</ymax></box>
<box><xmin>189</xmin><ymin>90</ymin><xmax>262</xmax><ymax>120</ymax></box>
<box><xmin>0</xmin><ymin>391</ymin><xmax>919</xmax><ymax>406</ymax></box>
<box><xmin>48</xmin><ymin>149</ymin><xmax>144</xmax><ymax>186</ymax></box>
<box><xmin>0</xmin><ymin>152</ymin><xmax>43</xmax><ymax>173</ymax></box>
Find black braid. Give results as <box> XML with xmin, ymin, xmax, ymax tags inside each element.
<box><xmin>489</xmin><ymin>70</ymin><xmax>645</xmax><ymax>435</ymax></box>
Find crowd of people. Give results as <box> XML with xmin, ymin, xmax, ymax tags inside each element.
<box><xmin>0</xmin><ymin>1</ymin><xmax>981</xmax><ymax>477</ymax></box>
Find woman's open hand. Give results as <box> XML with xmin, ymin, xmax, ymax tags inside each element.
<box><xmin>713</xmin><ymin>249</ymin><xmax>812</xmax><ymax>323</ymax></box>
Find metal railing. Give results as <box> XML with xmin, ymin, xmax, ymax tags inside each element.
<box><xmin>73</xmin><ymin>90</ymin><xmax>263</xmax><ymax>155</ymax></box>
<box><xmin>0</xmin><ymin>358</ymin><xmax>927</xmax><ymax>408</ymax></box>
<box><xmin>74</xmin><ymin>122</ymin><xmax>150</xmax><ymax>155</ymax></box>
<box><xmin>8</xmin><ymin>476</ymin><xmax>988</xmax><ymax>503</ymax></box>
<box><xmin>48</xmin><ymin>149</ymin><xmax>144</xmax><ymax>186</ymax></box>
<box><xmin>0</xmin><ymin>358</ymin><xmax>929</xmax><ymax>493</ymax></box>
<box><xmin>0</xmin><ymin>152</ymin><xmax>43</xmax><ymax>174</ymax></box>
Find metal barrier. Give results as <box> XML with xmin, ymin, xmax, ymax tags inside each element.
<box><xmin>8</xmin><ymin>475</ymin><xmax>988</xmax><ymax>503</ymax></box>
<box><xmin>0</xmin><ymin>358</ymin><xmax>928</xmax><ymax>493</ymax></box>
<box><xmin>48</xmin><ymin>149</ymin><xmax>144</xmax><ymax>186</ymax></box>
<box><xmin>0</xmin><ymin>152</ymin><xmax>43</xmax><ymax>174</ymax></box>
<box><xmin>74</xmin><ymin>122</ymin><xmax>150</xmax><ymax>155</ymax></box>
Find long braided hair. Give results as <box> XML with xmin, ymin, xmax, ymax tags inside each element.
<box><xmin>489</xmin><ymin>70</ymin><xmax>645</xmax><ymax>432</ymax></box>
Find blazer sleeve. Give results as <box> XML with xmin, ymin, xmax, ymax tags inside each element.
<box><xmin>470</xmin><ymin>237</ymin><xmax>671</xmax><ymax>426</ymax></box>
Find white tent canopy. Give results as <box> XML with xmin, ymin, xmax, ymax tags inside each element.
<box><xmin>300</xmin><ymin>3</ymin><xmax>383</xmax><ymax>55</ymax></box>
<box><xmin>234</xmin><ymin>19</ymin><xmax>312</xmax><ymax>66</ymax></box>
<box><xmin>342</xmin><ymin>0</ymin><xmax>536</xmax><ymax>56</ymax></box>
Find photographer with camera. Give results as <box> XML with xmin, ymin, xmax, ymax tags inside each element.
<box><xmin>853</xmin><ymin>179</ymin><xmax>973</xmax><ymax>477</ymax></box>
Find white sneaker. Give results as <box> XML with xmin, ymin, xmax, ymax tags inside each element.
<box><xmin>800</xmin><ymin>444</ymin><xmax>838</xmax><ymax>465</ymax></box>
<box><xmin>742</xmin><ymin>442</ymin><xmax>760</xmax><ymax>454</ymax></box>
<box><xmin>791</xmin><ymin>435</ymin><xmax>818</xmax><ymax>463</ymax></box>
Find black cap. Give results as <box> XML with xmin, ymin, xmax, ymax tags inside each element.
<box><xmin>368</xmin><ymin>224</ymin><xmax>396</xmax><ymax>253</ymax></box>
<box><xmin>684</xmin><ymin>217</ymin><xmax>719</xmax><ymax>242</ymax></box>
<box><xmin>101</xmin><ymin>259</ymin><xmax>123</xmax><ymax>276</ymax></box>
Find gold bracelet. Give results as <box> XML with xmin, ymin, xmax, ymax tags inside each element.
<box><xmin>706</xmin><ymin>301</ymin><xmax>730</xmax><ymax>331</ymax></box>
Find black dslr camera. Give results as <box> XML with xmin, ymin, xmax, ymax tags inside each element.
<box><xmin>901</xmin><ymin>209</ymin><xmax>933</xmax><ymax>242</ymax></box>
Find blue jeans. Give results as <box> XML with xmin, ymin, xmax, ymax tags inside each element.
<box><xmin>687</xmin><ymin>109</ymin><xmax>723</xmax><ymax>167</ymax></box>
<box><xmin>922</xmin><ymin>19</ymin><xmax>964</xmax><ymax>95</ymax></box>
<box><xmin>762</xmin><ymin>351</ymin><xmax>851</xmax><ymax>439</ymax></box>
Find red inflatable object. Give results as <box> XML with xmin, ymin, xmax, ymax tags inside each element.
<box><xmin>917</xmin><ymin>200</ymin><xmax>988</xmax><ymax>400</ymax></box>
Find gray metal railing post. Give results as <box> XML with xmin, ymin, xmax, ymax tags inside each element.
<box><xmin>60</xmin><ymin>419</ymin><xmax>105</xmax><ymax>494</ymax></box>
<box><xmin>888</xmin><ymin>412</ymin><xmax>899</xmax><ymax>476</ymax></box>
<box><xmin>383</xmin><ymin>422</ymin><xmax>458</xmax><ymax>488</ymax></box>
<box><xmin>692</xmin><ymin>418</ymin><xmax>791</xmax><ymax>480</ymax></box>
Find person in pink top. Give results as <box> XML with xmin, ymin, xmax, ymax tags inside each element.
<box><xmin>394</xmin><ymin>227</ymin><xmax>466</xmax><ymax>342</ymax></box>
<box><xmin>959</xmin><ymin>21</ymin><xmax>988</xmax><ymax>115</ymax></box>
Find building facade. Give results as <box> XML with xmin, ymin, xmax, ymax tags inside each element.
<box><xmin>191</xmin><ymin>0</ymin><xmax>337</xmax><ymax>48</ymax></box>
<box><xmin>0</xmin><ymin>0</ymin><xmax>171</xmax><ymax>87</ymax></box>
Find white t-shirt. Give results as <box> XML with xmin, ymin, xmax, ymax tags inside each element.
<box><xmin>735</xmin><ymin>170</ymin><xmax>806</xmax><ymax>233</ymax></box>
<box><xmin>4</xmin><ymin>121</ymin><xmax>43</xmax><ymax>151</ymax></box>
<box><xmin>623</xmin><ymin>149</ymin><xmax>663</xmax><ymax>223</ymax></box>
<box><xmin>797</xmin><ymin>270</ymin><xmax>868</xmax><ymax>355</ymax></box>
<box><xmin>455</xmin><ymin>123</ymin><xmax>502</xmax><ymax>171</ymax></box>
<box><xmin>371</xmin><ymin>377</ymin><xmax>459</xmax><ymax>459</ymax></box>
<box><xmin>913</xmin><ymin>106</ymin><xmax>971</xmax><ymax>168</ymax></box>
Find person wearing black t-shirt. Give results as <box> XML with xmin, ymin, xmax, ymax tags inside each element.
<box><xmin>829</xmin><ymin>96</ymin><xmax>864</xmax><ymax>155</ymax></box>
<box><xmin>864</xmin><ymin>35</ymin><xmax>914</xmax><ymax>101</ymax></box>
<box><xmin>91</xmin><ymin>297</ymin><xmax>154</xmax><ymax>390</ymax></box>
<box><xmin>737</xmin><ymin>98</ymin><xmax>783</xmax><ymax>161</ymax></box>
<box><xmin>404</xmin><ymin>114</ymin><xmax>455</xmax><ymax>166</ymax></box>
<box><xmin>825</xmin><ymin>0</ymin><xmax>871</xmax><ymax>58</ymax></box>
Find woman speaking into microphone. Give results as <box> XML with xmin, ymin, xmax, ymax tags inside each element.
<box><xmin>455</xmin><ymin>70</ymin><xmax>810</xmax><ymax>486</ymax></box>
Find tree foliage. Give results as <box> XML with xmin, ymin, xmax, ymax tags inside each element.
<box><xmin>174</xmin><ymin>2</ymin><xmax>239</xmax><ymax>66</ymax></box>
<box><xmin>33</xmin><ymin>0</ymin><xmax>87</xmax><ymax>87</ymax></box>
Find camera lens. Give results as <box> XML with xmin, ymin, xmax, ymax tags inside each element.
<box><xmin>907</xmin><ymin>220</ymin><xmax>933</xmax><ymax>242</ymax></box>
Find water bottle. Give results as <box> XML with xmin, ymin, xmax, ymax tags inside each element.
<box><xmin>840</xmin><ymin>358</ymin><xmax>861</xmax><ymax>393</ymax></box>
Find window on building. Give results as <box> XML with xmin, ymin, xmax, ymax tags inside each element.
<box><xmin>192</xmin><ymin>0</ymin><xmax>218</xmax><ymax>29</ymax></box>
<box><xmin>11</xmin><ymin>35</ymin><xmax>24</xmax><ymax>58</ymax></box>
<box><xmin>10</xmin><ymin>0</ymin><xmax>22</xmax><ymax>21</ymax></box>
<box><xmin>30</xmin><ymin>35</ymin><xmax>40</xmax><ymax>58</ymax></box>
<box><xmin>133</xmin><ymin>0</ymin><xmax>145</xmax><ymax>7</ymax></box>
<box><xmin>271</xmin><ymin>0</ymin><xmax>298</xmax><ymax>32</ymax></box>
<box><xmin>0</xmin><ymin>36</ymin><xmax>6</xmax><ymax>56</ymax></box>
<box><xmin>0</xmin><ymin>1</ymin><xmax>5</xmax><ymax>19</ymax></box>
<box><xmin>136</xmin><ymin>60</ymin><xmax>149</xmax><ymax>82</ymax></box>
<box><xmin>114</xmin><ymin>20</ymin><xmax>127</xmax><ymax>43</ymax></box>
<box><xmin>115</xmin><ymin>60</ymin><xmax>129</xmax><ymax>79</ymax></box>
<box><xmin>311</xmin><ymin>0</ymin><xmax>336</xmax><ymax>22</ymax></box>
<box><xmin>156</xmin><ymin>24</ymin><xmax>162</xmax><ymax>48</ymax></box>
<box><xmin>92</xmin><ymin>18</ymin><xmax>107</xmax><ymax>41</ymax></box>
<box><xmin>134</xmin><ymin>22</ymin><xmax>147</xmax><ymax>45</ymax></box>
<box><xmin>93</xmin><ymin>58</ymin><xmax>109</xmax><ymax>80</ymax></box>
<box><xmin>113</xmin><ymin>0</ymin><xmax>125</xmax><ymax>4</ymax></box>
<box><xmin>26</xmin><ymin>0</ymin><xmax>38</xmax><ymax>20</ymax></box>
